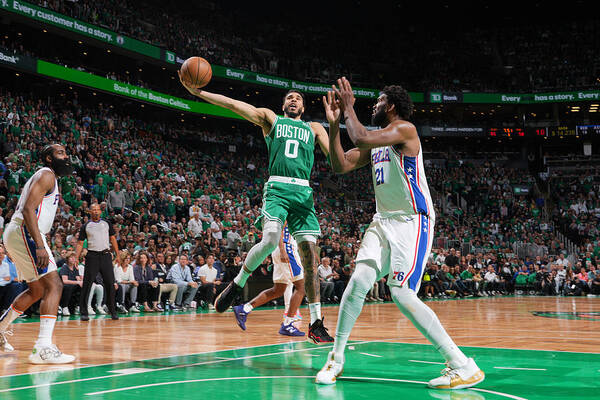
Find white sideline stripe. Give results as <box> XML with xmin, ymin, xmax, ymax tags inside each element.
<box><xmin>494</xmin><ymin>367</ymin><xmax>547</xmax><ymax>371</ymax></box>
<box><xmin>409</xmin><ymin>360</ymin><xmax>445</xmax><ymax>365</ymax></box>
<box><xmin>85</xmin><ymin>375</ymin><xmax>527</xmax><ymax>400</ymax></box>
<box><xmin>374</xmin><ymin>339</ymin><xmax>600</xmax><ymax>354</ymax></box>
<box><xmin>109</xmin><ymin>368</ymin><xmax>154</xmax><ymax>374</ymax></box>
<box><xmin>360</xmin><ymin>352</ymin><xmax>382</xmax><ymax>358</ymax></box>
<box><xmin>0</xmin><ymin>340</ymin><xmax>355</xmax><ymax>379</ymax></box>
<box><xmin>0</xmin><ymin>341</ymin><xmax>370</xmax><ymax>393</ymax></box>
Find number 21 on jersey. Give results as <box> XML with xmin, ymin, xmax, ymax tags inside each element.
<box><xmin>375</xmin><ymin>166</ymin><xmax>385</xmax><ymax>185</ymax></box>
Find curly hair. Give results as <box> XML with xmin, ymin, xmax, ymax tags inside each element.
<box><xmin>381</xmin><ymin>85</ymin><xmax>413</xmax><ymax>120</ymax></box>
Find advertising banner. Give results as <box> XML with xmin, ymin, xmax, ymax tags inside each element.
<box><xmin>36</xmin><ymin>60</ymin><xmax>243</xmax><ymax>119</ymax></box>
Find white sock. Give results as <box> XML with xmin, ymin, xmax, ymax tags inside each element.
<box><xmin>233</xmin><ymin>267</ymin><xmax>252</xmax><ymax>287</ymax></box>
<box><xmin>35</xmin><ymin>315</ymin><xmax>57</xmax><ymax>348</ymax></box>
<box><xmin>390</xmin><ymin>286</ymin><xmax>468</xmax><ymax>369</ymax></box>
<box><xmin>333</xmin><ymin>264</ymin><xmax>375</xmax><ymax>361</ymax></box>
<box><xmin>283</xmin><ymin>283</ymin><xmax>293</xmax><ymax>315</ymax></box>
<box><xmin>0</xmin><ymin>305</ymin><xmax>24</xmax><ymax>332</ymax></box>
<box><xmin>242</xmin><ymin>303</ymin><xmax>253</xmax><ymax>313</ymax></box>
<box><xmin>308</xmin><ymin>302</ymin><xmax>322</xmax><ymax>324</ymax></box>
<box><xmin>283</xmin><ymin>316</ymin><xmax>293</xmax><ymax>325</ymax></box>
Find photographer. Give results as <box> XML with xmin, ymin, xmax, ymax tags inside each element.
<box><xmin>540</xmin><ymin>270</ymin><xmax>556</xmax><ymax>296</ymax></box>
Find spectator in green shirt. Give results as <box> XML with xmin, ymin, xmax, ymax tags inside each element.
<box><xmin>92</xmin><ymin>176</ymin><xmax>108</xmax><ymax>201</ymax></box>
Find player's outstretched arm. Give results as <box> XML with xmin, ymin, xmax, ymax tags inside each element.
<box><xmin>322</xmin><ymin>90</ymin><xmax>370</xmax><ymax>174</ymax></box>
<box><xmin>310</xmin><ymin>122</ymin><xmax>330</xmax><ymax>158</ymax></box>
<box><xmin>179</xmin><ymin>71</ymin><xmax>276</xmax><ymax>133</ymax></box>
<box><xmin>334</xmin><ymin>77</ymin><xmax>416</xmax><ymax>149</ymax></box>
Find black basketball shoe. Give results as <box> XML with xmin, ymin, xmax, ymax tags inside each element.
<box><xmin>214</xmin><ymin>282</ymin><xmax>243</xmax><ymax>313</ymax></box>
<box><xmin>308</xmin><ymin>317</ymin><xmax>334</xmax><ymax>344</ymax></box>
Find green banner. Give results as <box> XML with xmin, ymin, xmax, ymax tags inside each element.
<box><xmin>0</xmin><ymin>0</ymin><xmax>160</xmax><ymax>59</ymax></box>
<box><xmin>462</xmin><ymin>91</ymin><xmax>600</xmax><ymax>104</ymax></box>
<box><xmin>210</xmin><ymin>65</ymin><xmax>423</xmax><ymax>100</ymax></box>
<box><xmin>36</xmin><ymin>60</ymin><xmax>243</xmax><ymax>119</ymax></box>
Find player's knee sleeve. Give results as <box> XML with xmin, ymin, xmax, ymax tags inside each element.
<box><xmin>390</xmin><ymin>285</ymin><xmax>441</xmax><ymax>335</ymax></box>
<box><xmin>345</xmin><ymin>263</ymin><xmax>377</xmax><ymax>299</ymax></box>
<box><xmin>244</xmin><ymin>220</ymin><xmax>282</xmax><ymax>271</ymax></box>
<box><xmin>260</xmin><ymin>220</ymin><xmax>282</xmax><ymax>253</ymax></box>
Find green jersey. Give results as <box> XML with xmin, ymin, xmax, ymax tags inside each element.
<box><xmin>265</xmin><ymin>116</ymin><xmax>315</xmax><ymax>181</ymax></box>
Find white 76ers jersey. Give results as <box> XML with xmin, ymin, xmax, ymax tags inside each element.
<box><xmin>370</xmin><ymin>145</ymin><xmax>435</xmax><ymax>220</ymax></box>
<box><xmin>12</xmin><ymin>167</ymin><xmax>60</xmax><ymax>234</ymax></box>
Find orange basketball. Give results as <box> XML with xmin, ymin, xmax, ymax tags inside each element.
<box><xmin>180</xmin><ymin>56</ymin><xmax>212</xmax><ymax>88</ymax></box>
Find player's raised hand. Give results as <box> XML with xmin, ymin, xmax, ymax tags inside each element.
<box><xmin>332</xmin><ymin>77</ymin><xmax>356</xmax><ymax>112</ymax></box>
<box><xmin>322</xmin><ymin>90</ymin><xmax>341</xmax><ymax>124</ymax></box>
<box><xmin>177</xmin><ymin>70</ymin><xmax>202</xmax><ymax>96</ymax></box>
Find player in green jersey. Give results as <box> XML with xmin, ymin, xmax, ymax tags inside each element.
<box><xmin>179</xmin><ymin>73</ymin><xmax>334</xmax><ymax>343</ymax></box>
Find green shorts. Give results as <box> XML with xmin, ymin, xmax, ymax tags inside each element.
<box><xmin>257</xmin><ymin>180</ymin><xmax>321</xmax><ymax>238</ymax></box>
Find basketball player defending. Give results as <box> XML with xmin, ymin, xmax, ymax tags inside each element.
<box><xmin>179</xmin><ymin>74</ymin><xmax>334</xmax><ymax>343</ymax></box>
<box><xmin>316</xmin><ymin>79</ymin><xmax>484</xmax><ymax>389</ymax></box>
<box><xmin>0</xmin><ymin>144</ymin><xmax>76</xmax><ymax>364</ymax></box>
<box><xmin>233</xmin><ymin>221</ymin><xmax>306</xmax><ymax>336</ymax></box>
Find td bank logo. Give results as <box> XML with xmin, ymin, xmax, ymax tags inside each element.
<box><xmin>430</xmin><ymin>92</ymin><xmax>442</xmax><ymax>103</ymax></box>
<box><xmin>165</xmin><ymin>51</ymin><xmax>176</xmax><ymax>64</ymax></box>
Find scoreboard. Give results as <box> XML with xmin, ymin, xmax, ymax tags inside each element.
<box><xmin>488</xmin><ymin>127</ymin><xmax>525</xmax><ymax>137</ymax></box>
<box><xmin>548</xmin><ymin>126</ymin><xmax>577</xmax><ymax>137</ymax></box>
<box><xmin>576</xmin><ymin>125</ymin><xmax>600</xmax><ymax>136</ymax></box>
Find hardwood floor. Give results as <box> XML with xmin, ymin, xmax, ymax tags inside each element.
<box><xmin>1</xmin><ymin>296</ymin><xmax>598</xmax><ymax>377</ymax></box>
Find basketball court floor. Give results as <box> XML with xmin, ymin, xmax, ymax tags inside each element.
<box><xmin>0</xmin><ymin>296</ymin><xmax>598</xmax><ymax>399</ymax></box>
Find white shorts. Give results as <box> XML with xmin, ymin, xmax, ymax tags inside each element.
<box><xmin>272</xmin><ymin>246</ymin><xmax>304</xmax><ymax>284</ymax></box>
<box><xmin>2</xmin><ymin>220</ymin><xmax>56</xmax><ymax>283</ymax></box>
<box><xmin>356</xmin><ymin>214</ymin><xmax>434</xmax><ymax>292</ymax></box>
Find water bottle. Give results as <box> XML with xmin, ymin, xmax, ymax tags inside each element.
<box><xmin>165</xmin><ymin>300</ymin><xmax>171</xmax><ymax>312</ymax></box>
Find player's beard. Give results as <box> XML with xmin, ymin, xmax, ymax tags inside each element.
<box><xmin>371</xmin><ymin>108</ymin><xmax>387</xmax><ymax>127</ymax></box>
<box><xmin>50</xmin><ymin>155</ymin><xmax>74</xmax><ymax>176</ymax></box>
<box><xmin>284</xmin><ymin>105</ymin><xmax>303</xmax><ymax>119</ymax></box>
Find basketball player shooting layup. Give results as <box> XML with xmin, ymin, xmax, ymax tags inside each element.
<box><xmin>0</xmin><ymin>144</ymin><xmax>76</xmax><ymax>364</ymax></box>
<box><xmin>315</xmin><ymin>78</ymin><xmax>485</xmax><ymax>389</ymax></box>
<box><xmin>179</xmin><ymin>73</ymin><xmax>334</xmax><ymax>343</ymax></box>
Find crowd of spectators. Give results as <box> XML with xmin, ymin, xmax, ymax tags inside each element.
<box><xmin>549</xmin><ymin>168</ymin><xmax>600</xmax><ymax>246</ymax></box>
<box><xmin>1</xmin><ymin>86</ymin><xmax>600</xmax><ymax>320</ymax></box>
<box><xmin>31</xmin><ymin>1</ymin><xmax>600</xmax><ymax>92</ymax></box>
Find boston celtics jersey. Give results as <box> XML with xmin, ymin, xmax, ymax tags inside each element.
<box><xmin>370</xmin><ymin>144</ymin><xmax>435</xmax><ymax>220</ymax></box>
<box><xmin>265</xmin><ymin>116</ymin><xmax>315</xmax><ymax>181</ymax></box>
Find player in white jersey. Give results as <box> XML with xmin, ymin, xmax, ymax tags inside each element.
<box><xmin>316</xmin><ymin>79</ymin><xmax>484</xmax><ymax>389</ymax></box>
<box><xmin>0</xmin><ymin>144</ymin><xmax>76</xmax><ymax>364</ymax></box>
<box><xmin>233</xmin><ymin>221</ymin><xmax>306</xmax><ymax>336</ymax></box>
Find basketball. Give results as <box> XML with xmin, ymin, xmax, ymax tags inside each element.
<box><xmin>180</xmin><ymin>56</ymin><xmax>212</xmax><ymax>88</ymax></box>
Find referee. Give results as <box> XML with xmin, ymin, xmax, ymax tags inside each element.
<box><xmin>75</xmin><ymin>203</ymin><xmax>121</xmax><ymax>321</ymax></box>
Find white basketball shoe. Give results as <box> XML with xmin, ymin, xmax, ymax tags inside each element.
<box><xmin>0</xmin><ymin>330</ymin><xmax>14</xmax><ymax>352</ymax></box>
<box><xmin>315</xmin><ymin>351</ymin><xmax>344</xmax><ymax>384</ymax></box>
<box><xmin>428</xmin><ymin>358</ymin><xmax>485</xmax><ymax>389</ymax></box>
<box><xmin>28</xmin><ymin>344</ymin><xmax>76</xmax><ymax>364</ymax></box>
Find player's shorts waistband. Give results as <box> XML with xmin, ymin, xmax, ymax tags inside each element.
<box><xmin>268</xmin><ymin>175</ymin><xmax>310</xmax><ymax>187</ymax></box>
<box><xmin>11</xmin><ymin>217</ymin><xmax>24</xmax><ymax>225</ymax></box>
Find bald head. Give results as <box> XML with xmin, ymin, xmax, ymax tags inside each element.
<box><xmin>90</xmin><ymin>203</ymin><xmax>102</xmax><ymax>221</ymax></box>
